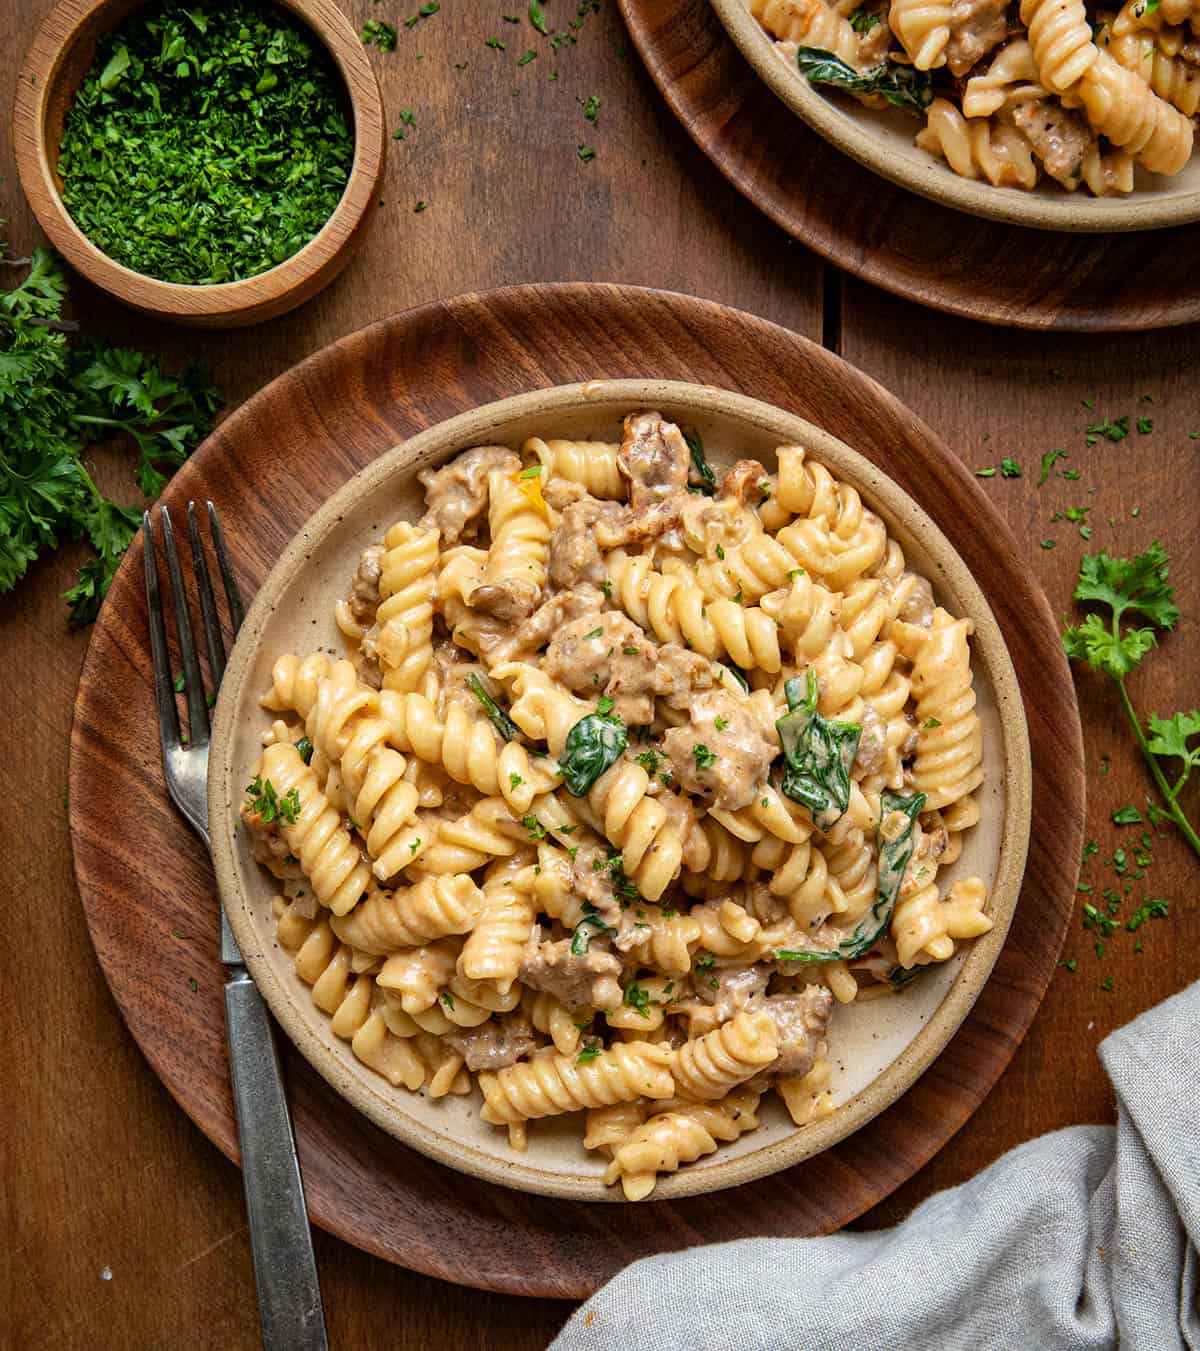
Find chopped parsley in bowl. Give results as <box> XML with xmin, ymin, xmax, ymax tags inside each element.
<box><xmin>56</xmin><ymin>0</ymin><xmax>356</xmax><ymax>286</ymax></box>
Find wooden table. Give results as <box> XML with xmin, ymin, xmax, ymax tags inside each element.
<box><xmin>2</xmin><ymin>3</ymin><xmax>1196</xmax><ymax>1348</ymax></box>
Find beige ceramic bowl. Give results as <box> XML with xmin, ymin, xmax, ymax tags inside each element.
<box><xmin>710</xmin><ymin>0</ymin><xmax>1200</xmax><ymax>233</ymax></box>
<box><xmin>209</xmin><ymin>380</ymin><xmax>1032</xmax><ymax>1201</ymax></box>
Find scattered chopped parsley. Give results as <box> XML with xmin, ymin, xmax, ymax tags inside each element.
<box><xmin>576</xmin><ymin>1040</ymin><xmax>601</xmax><ymax>1064</ymax></box>
<box><xmin>1040</xmin><ymin>540</ymin><xmax>1056</xmax><ymax>550</ymax></box>
<box><xmin>244</xmin><ymin>776</ymin><xmax>300</xmax><ymax>826</ymax></box>
<box><xmin>521</xmin><ymin>814</ymin><xmax>547</xmax><ymax>841</ymax></box>
<box><xmin>849</xmin><ymin>6</ymin><xmax>881</xmax><ymax>30</ymax></box>
<box><xmin>518</xmin><ymin>49</ymin><xmax>537</xmax><ymax>65</ymax></box>
<box><xmin>1038</xmin><ymin>449</ymin><xmax>1067</xmax><ymax>485</ymax></box>
<box><xmin>362</xmin><ymin>19</ymin><xmax>399</xmax><ymax>50</ymax></box>
<box><xmin>295</xmin><ymin>737</ymin><xmax>314</xmax><ymax>765</ymax></box>
<box><xmin>714</xmin><ymin>716</ymin><xmax>729</xmax><ymax>732</ymax></box>
<box><xmin>440</xmin><ymin>991</ymin><xmax>455</xmax><ymax>1010</ymax></box>
<box><xmin>485</xmin><ymin>36</ymin><xmax>507</xmax><ymax>49</ymax></box>
<box><xmin>1085</xmin><ymin>416</ymin><xmax>1129</xmax><ymax>446</ymax></box>
<box><xmin>581</xmin><ymin>94</ymin><xmax>601</xmax><ymax>123</ymax></box>
<box><xmin>623</xmin><ymin>981</ymin><xmax>651</xmax><ymax>1018</ymax></box>
<box><xmin>1136</xmin><ymin>417</ymin><xmax>1153</xmax><ymax>435</ymax></box>
<box><xmin>530</xmin><ymin>0</ymin><xmax>550</xmax><ymax>34</ymax></box>
<box><xmin>976</xmin><ymin>467</ymin><xmax>997</xmax><ymax>478</ymax></box>
<box><xmin>1111</xmin><ymin>805</ymin><xmax>1142</xmax><ymax>826</ymax></box>
<box><xmin>923</xmin><ymin>717</ymin><xmax>942</xmax><ymax>729</ymax></box>
<box><xmin>693</xmin><ymin>743</ymin><xmax>717</xmax><ymax>771</ymax></box>
<box><xmin>1082</xmin><ymin>903</ymin><xmax>1118</xmax><ymax>938</ymax></box>
<box><xmin>1127</xmin><ymin>898</ymin><xmax>1168</xmax><ymax>932</ymax></box>
<box><xmin>1000</xmin><ymin>457</ymin><xmax>1022</xmax><ymax>478</ymax></box>
<box><xmin>577</xmin><ymin>144</ymin><xmax>596</xmax><ymax>162</ymax></box>
<box><xmin>1057</xmin><ymin>958</ymin><xmax>1078</xmax><ymax>973</ymax></box>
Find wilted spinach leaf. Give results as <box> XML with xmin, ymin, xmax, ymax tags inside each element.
<box><xmin>795</xmin><ymin>47</ymin><xmax>932</xmax><ymax>116</ymax></box>
<box><xmin>467</xmin><ymin>674</ymin><xmax>520</xmax><ymax>741</ymax></box>
<box><xmin>560</xmin><ymin>710</ymin><xmax>627</xmax><ymax>795</ymax></box>
<box><xmin>570</xmin><ymin>903</ymin><xmax>615</xmax><ymax>955</ymax></box>
<box><xmin>683</xmin><ymin>427</ymin><xmax>717</xmax><ymax>496</ymax></box>
<box><xmin>775</xmin><ymin>789</ymin><xmax>926</xmax><ymax>963</ymax></box>
<box><xmin>776</xmin><ymin>669</ymin><xmax>861</xmax><ymax>830</ymax></box>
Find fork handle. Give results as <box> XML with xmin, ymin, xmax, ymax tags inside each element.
<box><xmin>224</xmin><ymin>971</ymin><xmax>329</xmax><ymax>1351</ymax></box>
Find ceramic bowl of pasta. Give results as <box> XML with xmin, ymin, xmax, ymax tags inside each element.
<box><xmin>209</xmin><ymin>380</ymin><xmax>1032</xmax><ymax>1202</ymax></box>
<box><xmin>710</xmin><ymin>0</ymin><xmax>1200</xmax><ymax>231</ymax></box>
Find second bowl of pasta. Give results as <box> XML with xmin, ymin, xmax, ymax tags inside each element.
<box><xmin>712</xmin><ymin>0</ymin><xmax>1200</xmax><ymax>231</ymax></box>
<box><xmin>208</xmin><ymin>379</ymin><xmax>1031</xmax><ymax>1201</ymax></box>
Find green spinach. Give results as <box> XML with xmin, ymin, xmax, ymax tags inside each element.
<box><xmin>775</xmin><ymin>789</ymin><xmax>925</xmax><ymax>963</ymax></box>
<box><xmin>570</xmin><ymin>903</ymin><xmax>615</xmax><ymax>955</ymax></box>
<box><xmin>559</xmin><ymin>710</ymin><xmax>627</xmax><ymax>795</ymax></box>
<box><xmin>683</xmin><ymin>427</ymin><xmax>717</xmax><ymax>496</ymax></box>
<box><xmin>466</xmin><ymin>674</ymin><xmax>521</xmax><ymax>741</ymax></box>
<box><xmin>776</xmin><ymin>670</ymin><xmax>861</xmax><ymax>830</ymax></box>
<box><xmin>795</xmin><ymin>47</ymin><xmax>932</xmax><ymax>116</ymax></box>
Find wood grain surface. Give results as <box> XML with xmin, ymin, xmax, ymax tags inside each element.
<box><xmin>1</xmin><ymin>1</ymin><xmax>1197</xmax><ymax>1349</ymax></box>
<box><xmin>69</xmin><ymin>282</ymin><xmax>1073</xmax><ymax>1287</ymax></box>
<box><xmin>619</xmin><ymin>0</ymin><xmax>1200</xmax><ymax>332</ymax></box>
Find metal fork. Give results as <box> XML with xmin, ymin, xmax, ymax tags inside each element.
<box><xmin>144</xmin><ymin>503</ymin><xmax>328</xmax><ymax>1351</ymax></box>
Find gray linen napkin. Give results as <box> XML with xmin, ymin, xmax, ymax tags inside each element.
<box><xmin>553</xmin><ymin>981</ymin><xmax>1199</xmax><ymax>1351</ymax></box>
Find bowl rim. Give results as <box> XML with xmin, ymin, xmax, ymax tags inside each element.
<box><xmin>708</xmin><ymin>0</ymin><xmax>1200</xmax><ymax>234</ymax></box>
<box><xmin>208</xmin><ymin>377</ymin><xmax>1033</xmax><ymax>1202</ymax></box>
<box><xmin>12</xmin><ymin>0</ymin><xmax>386</xmax><ymax>316</ymax></box>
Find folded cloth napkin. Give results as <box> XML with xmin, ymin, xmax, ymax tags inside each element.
<box><xmin>552</xmin><ymin>981</ymin><xmax>1199</xmax><ymax>1351</ymax></box>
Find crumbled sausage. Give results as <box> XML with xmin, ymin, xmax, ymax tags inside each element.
<box><xmin>1012</xmin><ymin>99</ymin><xmax>1094</xmax><ymax>185</ymax></box>
<box><xmin>617</xmin><ymin>411</ymin><xmax>690</xmax><ymax>508</ymax></box>
<box><xmin>694</xmin><ymin>964</ymin><xmax>770</xmax><ymax>1020</ymax></box>
<box><xmin>418</xmin><ymin>445</ymin><xmax>520</xmax><ymax>545</ymax></box>
<box><xmin>662</xmin><ymin>691</ymin><xmax>775</xmax><ymax>812</ymax></box>
<box><xmin>542</xmin><ymin>612</ymin><xmax>657</xmax><ymax>724</ymax></box>
<box><xmin>518</xmin><ymin>929</ymin><xmax>623</xmax><ymax>1010</ymax></box>
<box><xmin>346</xmin><ymin>545</ymin><xmax>384</xmax><ymax>629</ymax></box>
<box><xmin>946</xmin><ymin>0</ymin><xmax>1008</xmax><ymax>76</ymax></box>
<box><xmin>719</xmin><ymin>459</ymin><xmax>770</xmax><ymax>507</ymax></box>
<box><xmin>854</xmin><ymin>704</ymin><xmax>888</xmax><ymax>776</ymax></box>
<box><xmin>762</xmin><ymin>986</ymin><xmax>835</xmax><ymax>1075</ymax></box>
<box><xmin>444</xmin><ymin>1013</ymin><xmax>537</xmax><ymax>1071</ymax></box>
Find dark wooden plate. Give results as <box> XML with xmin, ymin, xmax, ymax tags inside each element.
<box><xmin>68</xmin><ymin>283</ymin><xmax>1083</xmax><ymax>1297</ymax></box>
<box><xmin>617</xmin><ymin>0</ymin><xmax>1200</xmax><ymax>332</ymax></box>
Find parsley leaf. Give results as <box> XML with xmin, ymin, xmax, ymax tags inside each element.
<box><xmin>1038</xmin><ymin>449</ymin><xmax>1067</xmax><ymax>485</ymax></box>
<box><xmin>1062</xmin><ymin>543</ymin><xmax>1198</xmax><ymax>861</ymax></box>
<box><xmin>0</xmin><ymin>246</ymin><xmax>219</xmax><ymax>623</ymax></box>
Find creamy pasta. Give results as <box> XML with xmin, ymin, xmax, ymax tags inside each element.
<box><xmin>242</xmin><ymin>410</ymin><xmax>994</xmax><ymax>1199</ymax></box>
<box><xmin>748</xmin><ymin>0</ymin><xmax>1197</xmax><ymax>197</ymax></box>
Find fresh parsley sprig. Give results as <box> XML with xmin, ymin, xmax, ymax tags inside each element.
<box><xmin>1062</xmin><ymin>543</ymin><xmax>1199</xmax><ymax>860</ymax></box>
<box><xmin>0</xmin><ymin>243</ymin><xmax>219</xmax><ymax>624</ymax></box>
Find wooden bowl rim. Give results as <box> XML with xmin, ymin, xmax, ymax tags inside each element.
<box><xmin>708</xmin><ymin>0</ymin><xmax>1200</xmax><ymax>234</ymax></box>
<box><xmin>207</xmin><ymin>376</ymin><xmax>1034</xmax><ymax>1203</ymax></box>
<box><xmin>12</xmin><ymin>0</ymin><xmax>385</xmax><ymax>317</ymax></box>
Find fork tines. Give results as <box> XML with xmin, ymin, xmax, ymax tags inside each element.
<box><xmin>143</xmin><ymin>502</ymin><xmax>244</xmax><ymax>756</ymax></box>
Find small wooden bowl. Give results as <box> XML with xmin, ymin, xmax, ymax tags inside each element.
<box><xmin>12</xmin><ymin>0</ymin><xmax>387</xmax><ymax>328</ymax></box>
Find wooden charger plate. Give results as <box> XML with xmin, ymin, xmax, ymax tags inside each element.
<box><xmin>69</xmin><ymin>283</ymin><xmax>1083</xmax><ymax>1296</ymax></box>
<box><xmin>617</xmin><ymin>0</ymin><xmax>1200</xmax><ymax>332</ymax></box>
